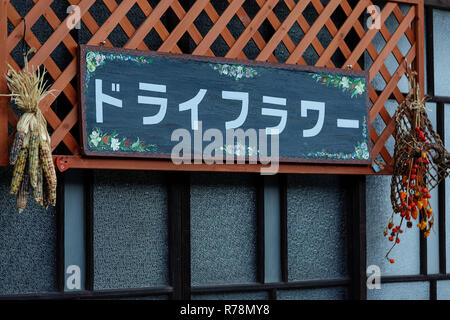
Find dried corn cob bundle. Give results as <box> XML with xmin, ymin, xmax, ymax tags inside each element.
<box><xmin>1</xmin><ymin>48</ymin><xmax>58</xmax><ymax>212</ymax></box>
<box><xmin>17</xmin><ymin>173</ymin><xmax>30</xmax><ymax>213</ymax></box>
<box><xmin>43</xmin><ymin>179</ymin><xmax>52</xmax><ymax>209</ymax></box>
<box><xmin>40</xmin><ymin>141</ymin><xmax>57</xmax><ymax>206</ymax></box>
<box><xmin>9</xmin><ymin>131</ymin><xmax>25</xmax><ymax>165</ymax></box>
<box><xmin>28</xmin><ymin>130</ymin><xmax>40</xmax><ymax>189</ymax></box>
<box><xmin>10</xmin><ymin>147</ymin><xmax>29</xmax><ymax>195</ymax></box>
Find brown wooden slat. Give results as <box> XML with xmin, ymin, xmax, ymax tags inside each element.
<box><xmin>228</xmin><ymin>0</ymin><xmax>279</xmax><ymax>62</ymax></box>
<box><xmin>193</xmin><ymin>0</ymin><xmax>246</xmax><ymax>56</ymax></box>
<box><xmin>256</xmin><ymin>0</ymin><xmax>309</xmax><ymax>61</ymax></box>
<box><xmin>322</xmin><ymin>0</ymin><xmax>401</xmax><ymax>165</ymax></box>
<box><xmin>226</xmin><ymin>0</ymin><xmax>278</xmax><ymax>58</ymax></box>
<box><xmin>369</xmin><ymin>87</ymin><xmax>392</xmax><ymax>128</ymax></box>
<box><xmin>44</xmin><ymin>106</ymin><xmax>80</xmax><ymax>155</ymax></box>
<box><xmin>339</xmin><ymin>0</ymin><xmax>406</xmax><ymax>107</ymax></box>
<box><xmin>87</xmin><ymin>0</ymin><xmax>137</xmax><ymax>45</ymax></box>
<box><xmin>46</xmin><ymin>0</ymin><xmax>142</xmax><ymax>153</ymax></box>
<box><xmin>168</xmin><ymin>0</ymin><xmax>214</xmax><ymax>56</ymax></box>
<box><xmin>416</xmin><ymin>0</ymin><xmax>425</xmax><ymax>95</ymax></box>
<box><xmin>50</xmin><ymin>105</ymin><xmax>78</xmax><ymax>151</ymax></box>
<box><xmin>6</xmin><ymin>1</ymin><xmax>81</xmax><ymax>154</ymax></box>
<box><xmin>67</xmin><ymin>0</ymin><xmax>113</xmax><ymax>47</ymax></box>
<box><xmin>371</xmin><ymin>117</ymin><xmax>396</xmax><ymax>159</ymax></box>
<box><xmin>7</xmin><ymin>4</ymin><xmax>77</xmax><ymax>107</ymax></box>
<box><xmin>0</xmin><ymin>0</ymin><xmax>8</xmax><ymax>166</ymax></box>
<box><xmin>159</xmin><ymin>0</ymin><xmax>211</xmax><ymax>52</ymax></box>
<box><xmin>8</xmin><ymin>106</ymin><xmax>18</xmax><ymax>128</ymax></box>
<box><xmin>283</xmin><ymin>0</ymin><xmax>320</xmax><ymax>65</ymax></box>
<box><xmin>285</xmin><ymin>0</ymin><xmax>341</xmax><ymax>64</ymax></box>
<box><xmin>370</xmin><ymin>125</ymin><xmax>394</xmax><ymax>164</ymax></box>
<box><xmin>6</xmin><ymin>0</ymin><xmax>54</xmax><ymax>52</ymax></box>
<box><xmin>309</xmin><ymin>0</ymin><xmax>352</xmax><ymax>65</ymax></box>
<box><xmin>31</xmin><ymin>0</ymin><xmax>78</xmax><ymax>56</ymax></box>
<box><xmin>126</xmin><ymin>0</ymin><xmax>177</xmax><ymax>50</ymax></box>
<box><xmin>29</xmin><ymin>0</ymin><xmax>96</xmax><ymax>67</ymax></box>
<box><xmin>254</xmin><ymin>0</ymin><xmax>303</xmax><ymax>62</ymax></box>
<box><xmin>102</xmin><ymin>0</ymin><xmax>149</xmax><ymax>51</ymax></box>
<box><xmin>315</xmin><ymin>0</ymin><xmax>370</xmax><ymax>66</ymax></box>
<box><xmin>370</xmin><ymin>44</ymin><xmax>416</xmax><ymax>122</ymax></box>
<box><xmin>368</xmin><ymin>40</ymin><xmax>416</xmax><ymax>164</ymax></box>
<box><xmin>344</xmin><ymin>2</ymin><xmax>397</xmax><ymax>67</ymax></box>
<box><xmin>368</xmin><ymin>6</ymin><xmax>415</xmax><ymax>81</ymax></box>
<box><xmin>134</xmin><ymin>0</ymin><xmax>178</xmax><ymax>48</ymax></box>
<box><xmin>39</xmin><ymin>59</ymin><xmax>79</xmax><ymax>154</ymax></box>
<box><xmin>201</xmin><ymin>1</ymin><xmax>246</xmax><ymax>59</ymax></box>
<box><xmin>393</xmin><ymin>5</ymin><xmax>415</xmax><ymax>43</ymax></box>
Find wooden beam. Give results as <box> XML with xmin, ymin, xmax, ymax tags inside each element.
<box><xmin>54</xmin><ymin>155</ymin><xmax>392</xmax><ymax>175</ymax></box>
<box><xmin>0</xmin><ymin>0</ymin><xmax>8</xmax><ymax>166</ymax></box>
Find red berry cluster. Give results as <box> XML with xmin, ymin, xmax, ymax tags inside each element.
<box><xmin>385</xmin><ymin>127</ymin><xmax>434</xmax><ymax>263</ymax></box>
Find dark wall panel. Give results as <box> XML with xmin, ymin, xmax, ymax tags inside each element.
<box><xmin>0</xmin><ymin>168</ymin><xmax>57</xmax><ymax>294</ymax></box>
<box><xmin>93</xmin><ymin>170</ymin><xmax>168</xmax><ymax>290</ymax></box>
<box><xmin>287</xmin><ymin>174</ymin><xmax>349</xmax><ymax>281</ymax></box>
<box><xmin>190</xmin><ymin>172</ymin><xmax>257</xmax><ymax>286</ymax></box>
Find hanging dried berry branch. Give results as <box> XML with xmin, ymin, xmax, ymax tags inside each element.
<box><xmin>387</xmin><ymin>65</ymin><xmax>450</xmax><ymax>263</ymax></box>
<box><xmin>1</xmin><ymin>48</ymin><xmax>57</xmax><ymax>212</ymax></box>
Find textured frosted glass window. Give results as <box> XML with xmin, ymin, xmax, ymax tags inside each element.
<box><xmin>192</xmin><ymin>291</ymin><xmax>268</xmax><ymax>300</ymax></box>
<box><xmin>437</xmin><ymin>280</ymin><xmax>450</xmax><ymax>300</ymax></box>
<box><xmin>434</xmin><ymin>9</ymin><xmax>450</xmax><ymax>96</ymax></box>
<box><xmin>0</xmin><ymin>168</ymin><xmax>57</xmax><ymax>294</ymax></box>
<box><xmin>277</xmin><ymin>287</ymin><xmax>348</xmax><ymax>300</ymax></box>
<box><xmin>93</xmin><ymin>170</ymin><xmax>168</xmax><ymax>290</ymax></box>
<box><xmin>287</xmin><ymin>175</ymin><xmax>348</xmax><ymax>281</ymax></box>
<box><xmin>367</xmin><ymin>176</ymin><xmax>420</xmax><ymax>275</ymax></box>
<box><xmin>191</xmin><ymin>173</ymin><xmax>257</xmax><ymax>286</ymax></box>
<box><xmin>368</xmin><ymin>282</ymin><xmax>429</xmax><ymax>300</ymax></box>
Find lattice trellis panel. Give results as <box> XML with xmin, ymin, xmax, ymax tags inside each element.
<box><xmin>0</xmin><ymin>0</ymin><xmax>425</xmax><ymax>174</ymax></box>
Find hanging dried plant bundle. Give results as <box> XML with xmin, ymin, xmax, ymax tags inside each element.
<box><xmin>1</xmin><ymin>48</ymin><xmax>57</xmax><ymax>212</ymax></box>
<box><xmin>386</xmin><ymin>66</ymin><xmax>450</xmax><ymax>263</ymax></box>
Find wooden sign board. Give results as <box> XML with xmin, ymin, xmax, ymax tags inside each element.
<box><xmin>79</xmin><ymin>45</ymin><xmax>370</xmax><ymax>165</ymax></box>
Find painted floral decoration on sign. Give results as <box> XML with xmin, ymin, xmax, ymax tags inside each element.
<box><xmin>211</xmin><ymin>63</ymin><xmax>258</xmax><ymax>81</ymax></box>
<box><xmin>306</xmin><ymin>116</ymin><xmax>369</xmax><ymax>161</ymax></box>
<box><xmin>218</xmin><ymin>142</ymin><xmax>259</xmax><ymax>157</ymax></box>
<box><xmin>84</xmin><ymin>50</ymin><xmax>153</xmax><ymax>91</ymax></box>
<box><xmin>87</xmin><ymin>128</ymin><xmax>158</xmax><ymax>153</ymax></box>
<box><xmin>312</xmin><ymin>73</ymin><xmax>366</xmax><ymax>98</ymax></box>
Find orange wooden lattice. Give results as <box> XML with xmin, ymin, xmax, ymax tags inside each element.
<box><xmin>0</xmin><ymin>0</ymin><xmax>425</xmax><ymax>174</ymax></box>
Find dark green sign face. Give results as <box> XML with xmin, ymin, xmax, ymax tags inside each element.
<box><xmin>79</xmin><ymin>45</ymin><xmax>370</xmax><ymax>164</ymax></box>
